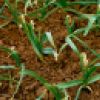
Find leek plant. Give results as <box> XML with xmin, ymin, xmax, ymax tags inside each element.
<box><xmin>1</xmin><ymin>0</ymin><xmax>100</xmax><ymax>100</ymax></box>
<box><xmin>22</xmin><ymin>54</ymin><xmax>100</xmax><ymax>100</ymax></box>
<box><xmin>57</xmin><ymin>53</ymin><xmax>100</xmax><ymax>100</ymax></box>
<box><xmin>0</xmin><ymin>45</ymin><xmax>24</xmax><ymax>99</ymax></box>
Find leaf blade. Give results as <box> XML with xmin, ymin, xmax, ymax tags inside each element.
<box><xmin>56</xmin><ymin>80</ymin><xmax>83</xmax><ymax>89</ymax></box>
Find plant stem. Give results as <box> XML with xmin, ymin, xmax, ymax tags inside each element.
<box><xmin>11</xmin><ymin>64</ymin><xmax>25</xmax><ymax>99</ymax></box>
<box><xmin>74</xmin><ymin>86</ymin><xmax>83</xmax><ymax>100</ymax></box>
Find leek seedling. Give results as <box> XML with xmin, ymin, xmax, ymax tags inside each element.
<box><xmin>57</xmin><ymin>53</ymin><xmax>100</xmax><ymax>100</ymax></box>
<box><xmin>65</xmin><ymin>8</ymin><xmax>100</xmax><ymax>36</ymax></box>
<box><xmin>21</xmin><ymin>55</ymin><xmax>100</xmax><ymax>100</ymax></box>
<box><xmin>19</xmin><ymin>14</ymin><xmax>68</xmax><ymax>61</ymax></box>
<box><xmin>65</xmin><ymin>15</ymin><xmax>98</xmax><ymax>57</ymax></box>
<box><xmin>21</xmin><ymin>69</ymin><xmax>63</xmax><ymax>100</ymax></box>
<box><xmin>0</xmin><ymin>45</ymin><xmax>21</xmax><ymax>67</ymax></box>
<box><xmin>2</xmin><ymin>1</ymin><xmax>100</xmax><ymax>100</ymax></box>
<box><xmin>5</xmin><ymin>0</ymin><xmax>98</xmax><ymax>60</ymax></box>
<box><xmin>0</xmin><ymin>45</ymin><xmax>24</xmax><ymax>99</ymax></box>
<box><xmin>41</xmin><ymin>31</ymin><xmax>68</xmax><ymax>61</ymax></box>
<box><xmin>19</xmin><ymin>16</ymin><xmax>44</xmax><ymax>60</ymax></box>
<box><xmin>27</xmin><ymin>0</ymin><xmax>97</xmax><ymax>21</ymax></box>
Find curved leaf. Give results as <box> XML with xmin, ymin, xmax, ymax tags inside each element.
<box><xmin>22</xmin><ymin>69</ymin><xmax>62</xmax><ymax>100</ymax></box>
<box><xmin>88</xmin><ymin>74</ymin><xmax>100</xmax><ymax>84</ymax></box>
<box><xmin>84</xmin><ymin>16</ymin><xmax>96</xmax><ymax>36</ymax></box>
<box><xmin>45</xmin><ymin>32</ymin><xmax>55</xmax><ymax>48</ymax></box>
<box><xmin>65</xmin><ymin>37</ymin><xmax>79</xmax><ymax>55</ymax></box>
<box><xmin>0</xmin><ymin>45</ymin><xmax>21</xmax><ymax>67</ymax></box>
<box><xmin>56</xmin><ymin>80</ymin><xmax>83</xmax><ymax>89</ymax></box>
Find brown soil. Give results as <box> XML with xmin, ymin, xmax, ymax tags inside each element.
<box><xmin>0</xmin><ymin>1</ymin><xmax>100</xmax><ymax>100</ymax></box>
